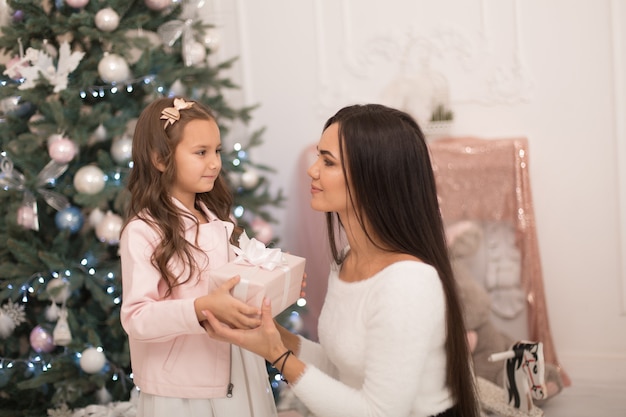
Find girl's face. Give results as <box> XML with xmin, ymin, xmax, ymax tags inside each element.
<box><xmin>168</xmin><ymin>118</ymin><xmax>222</xmax><ymax>207</ymax></box>
<box><xmin>307</xmin><ymin>123</ymin><xmax>350</xmax><ymax>215</ymax></box>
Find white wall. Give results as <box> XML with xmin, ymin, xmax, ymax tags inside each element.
<box><xmin>208</xmin><ymin>0</ymin><xmax>626</xmax><ymax>385</ymax></box>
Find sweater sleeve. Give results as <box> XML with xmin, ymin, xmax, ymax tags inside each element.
<box><xmin>119</xmin><ymin>220</ymin><xmax>205</xmax><ymax>342</ymax></box>
<box><xmin>290</xmin><ymin>264</ymin><xmax>448</xmax><ymax>417</ymax></box>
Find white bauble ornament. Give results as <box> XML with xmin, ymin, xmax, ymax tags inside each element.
<box><xmin>110</xmin><ymin>136</ymin><xmax>132</xmax><ymax>165</ymax></box>
<box><xmin>65</xmin><ymin>0</ymin><xmax>89</xmax><ymax>8</ymax></box>
<box><xmin>94</xmin><ymin>8</ymin><xmax>120</xmax><ymax>32</ymax></box>
<box><xmin>48</xmin><ymin>134</ymin><xmax>77</xmax><ymax>164</ymax></box>
<box><xmin>98</xmin><ymin>53</ymin><xmax>131</xmax><ymax>83</ymax></box>
<box><xmin>46</xmin><ymin>278</ymin><xmax>70</xmax><ymax>304</ymax></box>
<box><xmin>241</xmin><ymin>169</ymin><xmax>260</xmax><ymax>189</ymax></box>
<box><xmin>95</xmin><ymin>211</ymin><xmax>123</xmax><ymax>245</ymax></box>
<box><xmin>203</xmin><ymin>28</ymin><xmax>221</xmax><ymax>52</ymax></box>
<box><xmin>74</xmin><ymin>165</ymin><xmax>106</xmax><ymax>195</ymax></box>
<box><xmin>89</xmin><ymin>208</ymin><xmax>105</xmax><ymax>228</ymax></box>
<box><xmin>80</xmin><ymin>347</ymin><xmax>106</xmax><ymax>374</ymax></box>
<box><xmin>144</xmin><ymin>0</ymin><xmax>171</xmax><ymax>11</ymax></box>
<box><xmin>184</xmin><ymin>41</ymin><xmax>206</xmax><ymax>66</ymax></box>
<box><xmin>91</xmin><ymin>124</ymin><xmax>107</xmax><ymax>142</ymax></box>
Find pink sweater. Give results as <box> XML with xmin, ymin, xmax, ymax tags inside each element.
<box><xmin>120</xmin><ymin>200</ymin><xmax>235</xmax><ymax>398</ymax></box>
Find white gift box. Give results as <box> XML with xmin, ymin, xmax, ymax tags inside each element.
<box><xmin>211</xmin><ymin>233</ymin><xmax>306</xmax><ymax>317</ymax></box>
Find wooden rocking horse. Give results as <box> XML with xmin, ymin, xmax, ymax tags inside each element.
<box><xmin>477</xmin><ymin>341</ymin><xmax>547</xmax><ymax>417</ymax></box>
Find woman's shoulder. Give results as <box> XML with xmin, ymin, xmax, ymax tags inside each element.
<box><xmin>376</xmin><ymin>260</ymin><xmax>441</xmax><ymax>291</ymax></box>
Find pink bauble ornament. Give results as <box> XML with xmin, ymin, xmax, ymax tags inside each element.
<box><xmin>251</xmin><ymin>218</ymin><xmax>273</xmax><ymax>245</ymax></box>
<box><xmin>98</xmin><ymin>53</ymin><xmax>131</xmax><ymax>83</ymax></box>
<box><xmin>74</xmin><ymin>165</ymin><xmax>106</xmax><ymax>195</ymax></box>
<box><xmin>95</xmin><ymin>211</ymin><xmax>123</xmax><ymax>245</ymax></box>
<box><xmin>17</xmin><ymin>205</ymin><xmax>38</xmax><ymax>230</ymax></box>
<box><xmin>30</xmin><ymin>325</ymin><xmax>55</xmax><ymax>353</ymax></box>
<box><xmin>48</xmin><ymin>135</ymin><xmax>77</xmax><ymax>164</ymax></box>
<box><xmin>80</xmin><ymin>347</ymin><xmax>107</xmax><ymax>374</ymax></box>
<box><xmin>94</xmin><ymin>8</ymin><xmax>120</xmax><ymax>32</ymax></box>
<box><xmin>144</xmin><ymin>0</ymin><xmax>172</xmax><ymax>11</ymax></box>
<box><xmin>65</xmin><ymin>0</ymin><xmax>89</xmax><ymax>8</ymax></box>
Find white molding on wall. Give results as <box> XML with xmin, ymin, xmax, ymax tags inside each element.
<box><xmin>610</xmin><ymin>0</ymin><xmax>626</xmax><ymax>315</ymax></box>
<box><xmin>312</xmin><ymin>0</ymin><xmax>533</xmax><ymax>115</ymax></box>
<box><xmin>233</xmin><ymin>0</ymin><xmax>254</xmax><ymax>107</ymax></box>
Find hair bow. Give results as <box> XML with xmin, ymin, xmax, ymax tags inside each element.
<box><xmin>160</xmin><ymin>98</ymin><xmax>194</xmax><ymax>128</ymax></box>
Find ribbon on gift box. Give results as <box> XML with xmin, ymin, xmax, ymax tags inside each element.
<box><xmin>232</xmin><ymin>232</ymin><xmax>292</xmax><ymax>311</ymax></box>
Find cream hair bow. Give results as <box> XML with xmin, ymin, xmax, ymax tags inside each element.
<box><xmin>160</xmin><ymin>98</ymin><xmax>194</xmax><ymax>128</ymax></box>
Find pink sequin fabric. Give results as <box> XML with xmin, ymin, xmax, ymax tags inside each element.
<box><xmin>429</xmin><ymin>137</ymin><xmax>570</xmax><ymax>386</ymax></box>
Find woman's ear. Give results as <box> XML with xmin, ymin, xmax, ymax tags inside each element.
<box><xmin>151</xmin><ymin>152</ymin><xmax>166</xmax><ymax>172</ymax></box>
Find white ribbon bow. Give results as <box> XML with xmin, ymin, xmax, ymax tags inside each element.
<box><xmin>233</xmin><ymin>231</ymin><xmax>284</xmax><ymax>271</ymax></box>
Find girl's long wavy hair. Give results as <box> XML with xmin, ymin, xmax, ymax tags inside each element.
<box><xmin>123</xmin><ymin>97</ymin><xmax>240</xmax><ymax>297</ymax></box>
<box><xmin>323</xmin><ymin>104</ymin><xmax>479</xmax><ymax>417</ymax></box>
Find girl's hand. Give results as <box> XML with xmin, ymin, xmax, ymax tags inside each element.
<box><xmin>202</xmin><ymin>298</ymin><xmax>286</xmax><ymax>363</ymax></box>
<box><xmin>194</xmin><ymin>276</ymin><xmax>261</xmax><ymax>329</ymax></box>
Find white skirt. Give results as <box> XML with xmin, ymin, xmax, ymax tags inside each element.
<box><xmin>136</xmin><ymin>346</ymin><xmax>278</xmax><ymax>417</ymax></box>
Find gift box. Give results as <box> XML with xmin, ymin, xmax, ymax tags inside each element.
<box><xmin>211</xmin><ymin>233</ymin><xmax>306</xmax><ymax>317</ymax></box>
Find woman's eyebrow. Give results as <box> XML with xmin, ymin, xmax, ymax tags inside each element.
<box><xmin>319</xmin><ymin>149</ymin><xmax>336</xmax><ymax>159</ymax></box>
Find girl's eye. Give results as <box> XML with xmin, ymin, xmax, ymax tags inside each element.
<box><xmin>197</xmin><ymin>150</ymin><xmax>206</xmax><ymax>156</ymax></box>
<box><xmin>323</xmin><ymin>158</ymin><xmax>334</xmax><ymax>167</ymax></box>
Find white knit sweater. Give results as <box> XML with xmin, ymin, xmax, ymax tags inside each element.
<box><xmin>291</xmin><ymin>260</ymin><xmax>454</xmax><ymax>417</ymax></box>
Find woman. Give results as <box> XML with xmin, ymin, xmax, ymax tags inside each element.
<box><xmin>203</xmin><ymin>103</ymin><xmax>479</xmax><ymax>417</ymax></box>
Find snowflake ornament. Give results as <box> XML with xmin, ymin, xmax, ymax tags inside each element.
<box><xmin>1</xmin><ymin>299</ymin><xmax>26</xmax><ymax>325</ymax></box>
<box><xmin>0</xmin><ymin>299</ymin><xmax>26</xmax><ymax>338</ymax></box>
<box><xmin>11</xmin><ymin>41</ymin><xmax>85</xmax><ymax>92</ymax></box>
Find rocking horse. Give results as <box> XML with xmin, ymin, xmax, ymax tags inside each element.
<box><xmin>477</xmin><ymin>341</ymin><xmax>547</xmax><ymax>417</ymax></box>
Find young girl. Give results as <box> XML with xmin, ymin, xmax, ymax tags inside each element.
<box><xmin>203</xmin><ymin>104</ymin><xmax>480</xmax><ymax>417</ymax></box>
<box><xmin>120</xmin><ymin>97</ymin><xmax>277</xmax><ymax>417</ymax></box>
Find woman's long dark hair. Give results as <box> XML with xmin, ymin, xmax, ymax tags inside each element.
<box><xmin>123</xmin><ymin>96</ymin><xmax>240</xmax><ymax>297</ymax></box>
<box><xmin>324</xmin><ymin>104</ymin><xmax>479</xmax><ymax>416</ymax></box>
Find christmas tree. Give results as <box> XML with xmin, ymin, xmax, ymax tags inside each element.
<box><xmin>0</xmin><ymin>0</ymin><xmax>285</xmax><ymax>415</ymax></box>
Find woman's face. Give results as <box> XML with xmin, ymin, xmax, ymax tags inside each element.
<box><xmin>307</xmin><ymin>123</ymin><xmax>351</xmax><ymax>215</ymax></box>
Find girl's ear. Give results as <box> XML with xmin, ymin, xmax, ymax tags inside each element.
<box><xmin>151</xmin><ymin>152</ymin><xmax>166</xmax><ymax>172</ymax></box>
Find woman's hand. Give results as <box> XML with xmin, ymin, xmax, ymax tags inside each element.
<box><xmin>194</xmin><ymin>276</ymin><xmax>261</xmax><ymax>329</ymax></box>
<box><xmin>202</xmin><ymin>298</ymin><xmax>286</xmax><ymax>363</ymax></box>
